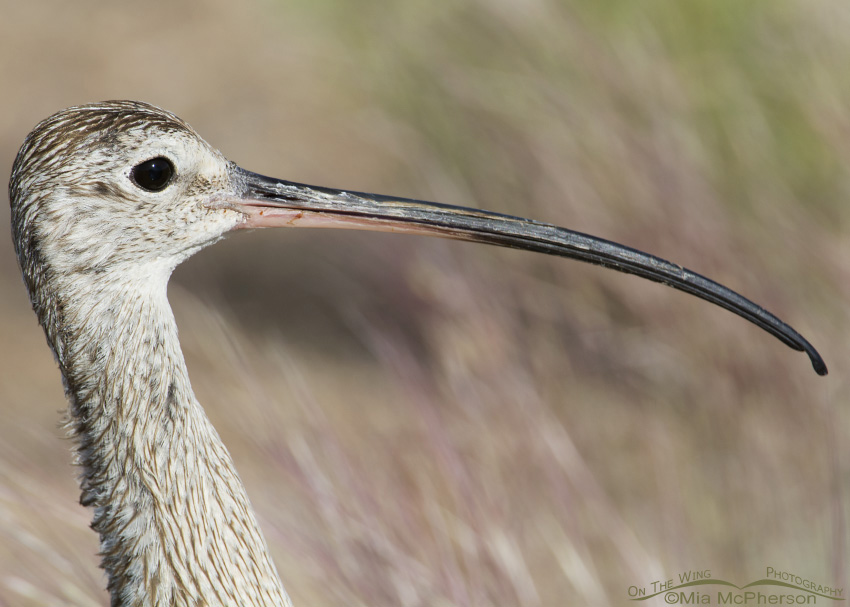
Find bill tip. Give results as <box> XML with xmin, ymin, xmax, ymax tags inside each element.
<box><xmin>811</xmin><ymin>353</ymin><xmax>828</xmax><ymax>376</ymax></box>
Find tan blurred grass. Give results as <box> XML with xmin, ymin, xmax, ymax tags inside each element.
<box><xmin>0</xmin><ymin>0</ymin><xmax>847</xmax><ymax>605</ymax></box>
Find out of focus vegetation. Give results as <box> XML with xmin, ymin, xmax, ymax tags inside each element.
<box><xmin>0</xmin><ymin>0</ymin><xmax>845</xmax><ymax>605</ymax></box>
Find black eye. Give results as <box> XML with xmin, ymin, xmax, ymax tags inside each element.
<box><xmin>130</xmin><ymin>157</ymin><xmax>174</xmax><ymax>192</ymax></box>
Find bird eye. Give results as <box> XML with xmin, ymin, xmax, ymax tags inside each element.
<box><xmin>130</xmin><ymin>157</ymin><xmax>174</xmax><ymax>192</ymax></box>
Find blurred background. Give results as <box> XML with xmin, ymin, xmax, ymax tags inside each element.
<box><xmin>0</xmin><ymin>0</ymin><xmax>846</xmax><ymax>605</ymax></box>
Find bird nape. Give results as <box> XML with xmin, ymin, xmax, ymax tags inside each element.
<box><xmin>8</xmin><ymin>101</ymin><xmax>827</xmax><ymax>607</ymax></box>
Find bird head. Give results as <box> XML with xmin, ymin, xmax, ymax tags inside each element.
<box><xmin>8</xmin><ymin>100</ymin><xmax>827</xmax><ymax>375</ymax></box>
<box><xmin>10</xmin><ymin>101</ymin><xmax>241</xmax><ymax>280</ymax></box>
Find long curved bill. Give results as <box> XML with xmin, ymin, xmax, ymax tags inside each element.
<box><xmin>224</xmin><ymin>166</ymin><xmax>827</xmax><ymax>376</ymax></box>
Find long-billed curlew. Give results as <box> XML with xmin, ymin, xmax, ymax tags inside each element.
<box><xmin>9</xmin><ymin>101</ymin><xmax>826</xmax><ymax>606</ymax></box>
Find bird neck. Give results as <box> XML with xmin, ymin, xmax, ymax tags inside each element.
<box><xmin>45</xmin><ymin>266</ymin><xmax>292</xmax><ymax>607</ymax></box>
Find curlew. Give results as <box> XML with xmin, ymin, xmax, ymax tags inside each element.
<box><xmin>9</xmin><ymin>101</ymin><xmax>826</xmax><ymax>607</ymax></box>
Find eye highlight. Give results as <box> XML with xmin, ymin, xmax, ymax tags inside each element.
<box><xmin>130</xmin><ymin>157</ymin><xmax>174</xmax><ymax>192</ymax></box>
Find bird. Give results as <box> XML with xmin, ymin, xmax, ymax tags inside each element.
<box><xmin>8</xmin><ymin>100</ymin><xmax>826</xmax><ymax>607</ymax></box>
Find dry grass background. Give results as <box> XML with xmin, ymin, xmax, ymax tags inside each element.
<box><xmin>0</xmin><ymin>0</ymin><xmax>847</xmax><ymax>605</ymax></box>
